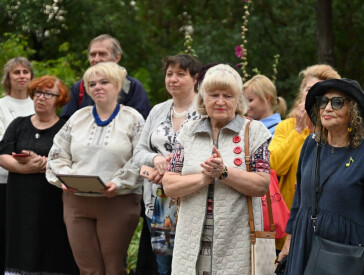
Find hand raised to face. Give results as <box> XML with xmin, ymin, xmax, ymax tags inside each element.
<box><xmin>295</xmin><ymin>102</ymin><xmax>309</xmax><ymax>134</ymax></box>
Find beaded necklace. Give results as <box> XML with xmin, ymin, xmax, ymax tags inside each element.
<box><xmin>172</xmin><ymin>106</ymin><xmax>187</xmax><ymax>118</ymax></box>
<box><xmin>92</xmin><ymin>104</ymin><xmax>120</xmax><ymax>127</ymax></box>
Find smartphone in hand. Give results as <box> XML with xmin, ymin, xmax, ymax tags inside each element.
<box><xmin>12</xmin><ymin>153</ymin><xmax>29</xmax><ymax>157</ymax></box>
<box><xmin>275</xmin><ymin>256</ymin><xmax>287</xmax><ymax>274</ymax></box>
<box><xmin>140</xmin><ymin>165</ymin><xmax>156</xmax><ymax>179</ymax></box>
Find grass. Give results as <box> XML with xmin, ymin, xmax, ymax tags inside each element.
<box><xmin>126</xmin><ymin>217</ymin><xmax>144</xmax><ymax>273</ymax></box>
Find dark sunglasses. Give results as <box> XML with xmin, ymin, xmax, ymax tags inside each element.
<box><xmin>316</xmin><ymin>96</ymin><xmax>350</xmax><ymax>110</ymax></box>
<box><xmin>34</xmin><ymin>90</ymin><xmax>60</xmax><ymax>99</ymax></box>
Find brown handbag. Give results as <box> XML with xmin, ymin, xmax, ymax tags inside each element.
<box><xmin>244</xmin><ymin>120</ymin><xmax>276</xmax><ymax>275</ymax></box>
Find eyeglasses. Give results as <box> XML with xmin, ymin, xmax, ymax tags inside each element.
<box><xmin>316</xmin><ymin>96</ymin><xmax>350</xmax><ymax>110</ymax></box>
<box><xmin>34</xmin><ymin>90</ymin><xmax>60</xmax><ymax>99</ymax></box>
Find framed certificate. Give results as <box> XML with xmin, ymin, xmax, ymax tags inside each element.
<box><xmin>56</xmin><ymin>174</ymin><xmax>107</xmax><ymax>194</ymax></box>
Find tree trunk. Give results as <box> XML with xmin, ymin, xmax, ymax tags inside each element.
<box><xmin>315</xmin><ymin>0</ymin><xmax>335</xmax><ymax>65</ymax></box>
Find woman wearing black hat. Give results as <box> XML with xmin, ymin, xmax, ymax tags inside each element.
<box><xmin>279</xmin><ymin>78</ymin><xmax>364</xmax><ymax>274</ymax></box>
<box><xmin>269</xmin><ymin>65</ymin><xmax>340</xmax><ymax>256</ymax></box>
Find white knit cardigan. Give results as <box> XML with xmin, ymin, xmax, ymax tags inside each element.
<box><xmin>171</xmin><ymin>116</ymin><xmax>271</xmax><ymax>275</ymax></box>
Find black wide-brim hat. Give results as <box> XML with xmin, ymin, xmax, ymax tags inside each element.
<box><xmin>305</xmin><ymin>78</ymin><xmax>364</xmax><ymax>125</ymax></box>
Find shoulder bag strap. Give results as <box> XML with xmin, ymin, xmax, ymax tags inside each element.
<box><xmin>310</xmin><ymin>142</ymin><xmax>352</xmax><ymax>232</ymax></box>
<box><xmin>246</xmin><ymin>120</ymin><xmax>275</xmax><ymax>245</ymax></box>
<box><xmin>266</xmin><ymin>185</ymin><xmax>275</xmax><ymax>232</ymax></box>
<box><xmin>245</xmin><ymin>120</ymin><xmax>255</xmax><ymax>243</ymax></box>
<box><xmin>310</xmin><ymin>143</ymin><xmax>320</xmax><ymax>232</ymax></box>
<box><xmin>267</xmin><ymin>122</ymin><xmax>279</xmax><ymax>130</ymax></box>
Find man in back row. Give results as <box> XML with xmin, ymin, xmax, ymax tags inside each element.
<box><xmin>61</xmin><ymin>34</ymin><xmax>151</xmax><ymax>120</ymax></box>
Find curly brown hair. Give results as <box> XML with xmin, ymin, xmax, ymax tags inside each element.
<box><xmin>313</xmin><ymin>99</ymin><xmax>364</xmax><ymax>148</ymax></box>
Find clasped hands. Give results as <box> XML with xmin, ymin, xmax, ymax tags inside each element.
<box><xmin>149</xmin><ymin>146</ymin><xmax>225</xmax><ymax>185</ymax></box>
<box><xmin>12</xmin><ymin>150</ymin><xmax>47</xmax><ymax>173</ymax></box>
<box><xmin>200</xmin><ymin>145</ymin><xmax>225</xmax><ymax>179</ymax></box>
<box><xmin>150</xmin><ymin>154</ymin><xmax>173</xmax><ymax>184</ymax></box>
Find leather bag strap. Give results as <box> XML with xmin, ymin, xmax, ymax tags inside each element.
<box><xmin>310</xmin><ymin>143</ymin><xmax>320</xmax><ymax>227</ymax></box>
<box><xmin>245</xmin><ymin>120</ymin><xmax>255</xmax><ymax>243</ymax></box>
<box><xmin>266</xmin><ymin>186</ymin><xmax>275</xmax><ymax>232</ymax></box>
<box><xmin>245</xmin><ymin>119</ymin><xmax>275</xmax><ymax>245</ymax></box>
<box><xmin>310</xmin><ymin>141</ymin><xmax>352</xmax><ymax>232</ymax></box>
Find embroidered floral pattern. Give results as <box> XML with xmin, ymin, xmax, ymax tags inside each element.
<box><xmin>168</xmin><ymin>144</ymin><xmax>184</xmax><ymax>173</ymax></box>
<box><xmin>251</xmin><ymin>141</ymin><xmax>270</xmax><ymax>173</ymax></box>
<box><xmin>58</xmin><ymin>121</ymin><xmax>72</xmax><ymax>143</ymax></box>
<box><xmin>132</xmin><ymin>120</ymin><xmax>144</xmax><ymax>140</ymax></box>
<box><xmin>88</xmin><ymin>124</ymin><xmax>110</xmax><ymax>147</ymax></box>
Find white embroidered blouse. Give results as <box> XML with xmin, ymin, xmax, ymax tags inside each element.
<box><xmin>46</xmin><ymin>105</ymin><xmax>145</xmax><ymax>196</ymax></box>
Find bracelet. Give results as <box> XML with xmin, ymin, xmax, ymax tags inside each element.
<box><xmin>218</xmin><ymin>166</ymin><xmax>228</xmax><ymax>180</ymax></box>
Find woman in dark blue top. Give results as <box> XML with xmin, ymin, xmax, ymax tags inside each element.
<box><xmin>278</xmin><ymin>78</ymin><xmax>364</xmax><ymax>274</ymax></box>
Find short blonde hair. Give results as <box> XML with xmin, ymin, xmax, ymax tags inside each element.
<box><xmin>243</xmin><ymin>74</ymin><xmax>287</xmax><ymax>118</ymax></box>
<box><xmin>83</xmin><ymin>62</ymin><xmax>127</xmax><ymax>95</ymax></box>
<box><xmin>197</xmin><ymin>64</ymin><xmax>248</xmax><ymax>116</ymax></box>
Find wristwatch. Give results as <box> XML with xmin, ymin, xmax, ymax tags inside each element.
<box><xmin>218</xmin><ymin>166</ymin><xmax>228</xmax><ymax>180</ymax></box>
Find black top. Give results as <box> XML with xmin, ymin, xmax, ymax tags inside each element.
<box><xmin>0</xmin><ymin>116</ymin><xmax>78</xmax><ymax>274</ymax></box>
<box><xmin>285</xmin><ymin>135</ymin><xmax>364</xmax><ymax>274</ymax></box>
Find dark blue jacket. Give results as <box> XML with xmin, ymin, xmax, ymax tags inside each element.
<box><xmin>61</xmin><ymin>75</ymin><xmax>151</xmax><ymax>120</ymax></box>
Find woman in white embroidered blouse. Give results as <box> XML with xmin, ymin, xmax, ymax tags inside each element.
<box><xmin>46</xmin><ymin>62</ymin><xmax>144</xmax><ymax>275</ymax></box>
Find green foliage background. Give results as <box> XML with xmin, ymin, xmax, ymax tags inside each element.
<box><xmin>0</xmin><ymin>1</ymin><xmax>363</xmax><ymax>271</ymax></box>
<box><xmin>1</xmin><ymin>0</ymin><xmax>363</xmax><ymax>107</ymax></box>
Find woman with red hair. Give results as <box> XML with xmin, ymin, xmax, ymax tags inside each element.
<box><xmin>0</xmin><ymin>76</ymin><xmax>77</xmax><ymax>274</ymax></box>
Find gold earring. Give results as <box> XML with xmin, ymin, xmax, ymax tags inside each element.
<box><xmin>348</xmin><ymin>127</ymin><xmax>353</xmax><ymax>132</ymax></box>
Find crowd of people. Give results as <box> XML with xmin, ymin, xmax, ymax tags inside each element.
<box><xmin>0</xmin><ymin>34</ymin><xmax>363</xmax><ymax>275</ymax></box>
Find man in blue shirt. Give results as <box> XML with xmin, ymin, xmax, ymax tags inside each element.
<box><xmin>61</xmin><ymin>34</ymin><xmax>151</xmax><ymax>119</ymax></box>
